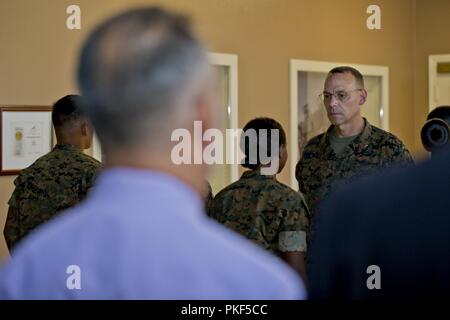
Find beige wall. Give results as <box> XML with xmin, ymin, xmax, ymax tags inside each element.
<box><xmin>0</xmin><ymin>0</ymin><xmax>445</xmax><ymax>261</ymax></box>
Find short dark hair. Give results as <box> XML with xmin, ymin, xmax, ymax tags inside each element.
<box><xmin>77</xmin><ymin>7</ymin><xmax>207</xmax><ymax>150</ymax></box>
<box><xmin>51</xmin><ymin>95</ymin><xmax>85</xmax><ymax>128</ymax></box>
<box><xmin>240</xmin><ymin>117</ymin><xmax>286</xmax><ymax>170</ymax></box>
<box><xmin>328</xmin><ymin>66</ymin><xmax>365</xmax><ymax>88</ymax></box>
<box><xmin>427</xmin><ymin>106</ymin><xmax>450</xmax><ymax>122</ymax></box>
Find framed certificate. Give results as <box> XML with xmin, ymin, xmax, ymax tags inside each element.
<box><xmin>0</xmin><ymin>106</ymin><xmax>53</xmax><ymax>175</ymax></box>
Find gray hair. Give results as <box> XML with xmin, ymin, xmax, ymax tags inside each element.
<box><xmin>77</xmin><ymin>7</ymin><xmax>208</xmax><ymax>150</ymax></box>
<box><xmin>328</xmin><ymin>66</ymin><xmax>365</xmax><ymax>89</ymax></box>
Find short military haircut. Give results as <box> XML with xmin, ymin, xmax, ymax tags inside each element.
<box><xmin>427</xmin><ymin>106</ymin><xmax>450</xmax><ymax>122</ymax></box>
<box><xmin>51</xmin><ymin>95</ymin><xmax>85</xmax><ymax>128</ymax></box>
<box><xmin>328</xmin><ymin>66</ymin><xmax>365</xmax><ymax>88</ymax></box>
<box><xmin>77</xmin><ymin>7</ymin><xmax>208</xmax><ymax>149</ymax></box>
<box><xmin>241</xmin><ymin>117</ymin><xmax>286</xmax><ymax>170</ymax></box>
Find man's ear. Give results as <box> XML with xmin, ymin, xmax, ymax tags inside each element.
<box><xmin>80</xmin><ymin>120</ymin><xmax>88</xmax><ymax>137</ymax></box>
<box><xmin>359</xmin><ymin>89</ymin><xmax>368</xmax><ymax>105</ymax></box>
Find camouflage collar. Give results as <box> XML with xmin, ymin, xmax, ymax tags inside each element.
<box><xmin>53</xmin><ymin>143</ymin><xmax>82</xmax><ymax>153</ymax></box>
<box><xmin>241</xmin><ymin>170</ymin><xmax>276</xmax><ymax>180</ymax></box>
<box><xmin>320</xmin><ymin>118</ymin><xmax>373</xmax><ymax>157</ymax></box>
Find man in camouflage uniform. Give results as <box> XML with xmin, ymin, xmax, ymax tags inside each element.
<box><xmin>3</xmin><ymin>95</ymin><xmax>102</xmax><ymax>251</ymax></box>
<box><xmin>296</xmin><ymin>66</ymin><xmax>414</xmax><ymax>218</ymax></box>
<box><xmin>210</xmin><ymin>118</ymin><xmax>310</xmax><ymax>280</ymax></box>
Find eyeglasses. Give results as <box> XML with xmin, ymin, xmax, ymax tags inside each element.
<box><xmin>319</xmin><ymin>89</ymin><xmax>363</xmax><ymax>102</ymax></box>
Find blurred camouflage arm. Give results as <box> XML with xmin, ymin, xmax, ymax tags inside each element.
<box><xmin>383</xmin><ymin>139</ymin><xmax>415</xmax><ymax>168</ymax></box>
<box><xmin>295</xmin><ymin>159</ymin><xmax>305</xmax><ymax>193</ymax></box>
<box><xmin>295</xmin><ymin>158</ymin><xmax>315</xmax><ymax>212</ymax></box>
<box><xmin>80</xmin><ymin>164</ymin><xmax>102</xmax><ymax>199</ymax></box>
<box><xmin>3</xmin><ymin>205</ymin><xmax>22</xmax><ymax>252</ymax></box>
<box><xmin>278</xmin><ymin>195</ymin><xmax>310</xmax><ymax>279</ymax></box>
<box><xmin>204</xmin><ymin>181</ymin><xmax>213</xmax><ymax>216</ymax></box>
<box><xmin>393</xmin><ymin>142</ymin><xmax>415</xmax><ymax>166</ymax></box>
<box><xmin>398</xmin><ymin>146</ymin><xmax>415</xmax><ymax>166</ymax></box>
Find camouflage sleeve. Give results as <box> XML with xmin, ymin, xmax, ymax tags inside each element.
<box><xmin>207</xmin><ymin>196</ymin><xmax>220</xmax><ymax>220</ymax></box>
<box><xmin>3</xmin><ymin>201</ymin><xmax>22</xmax><ymax>252</ymax></box>
<box><xmin>295</xmin><ymin>159</ymin><xmax>316</xmax><ymax>217</ymax></box>
<box><xmin>395</xmin><ymin>144</ymin><xmax>415</xmax><ymax>167</ymax></box>
<box><xmin>383</xmin><ymin>139</ymin><xmax>415</xmax><ymax>168</ymax></box>
<box><xmin>80</xmin><ymin>163</ymin><xmax>101</xmax><ymax>199</ymax></box>
<box><xmin>204</xmin><ymin>181</ymin><xmax>213</xmax><ymax>216</ymax></box>
<box><xmin>278</xmin><ymin>195</ymin><xmax>310</xmax><ymax>253</ymax></box>
<box><xmin>295</xmin><ymin>159</ymin><xmax>305</xmax><ymax>192</ymax></box>
<box><xmin>296</xmin><ymin>144</ymin><xmax>319</xmax><ymax>208</ymax></box>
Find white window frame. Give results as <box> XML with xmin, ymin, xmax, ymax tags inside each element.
<box><xmin>289</xmin><ymin>59</ymin><xmax>389</xmax><ymax>189</ymax></box>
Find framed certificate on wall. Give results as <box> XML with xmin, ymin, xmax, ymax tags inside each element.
<box><xmin>0</xmin><ymin>106</ymin><xmax>53</xmax><ymax>175</ymax></box>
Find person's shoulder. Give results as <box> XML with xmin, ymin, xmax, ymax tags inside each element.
<box><xmin>23</xmin><ymin>150</ymin><xmax>55</xmax><ymax>171</ymax></box>
<box><xmin>299</xmin><ymin>132</ymin><xmax>328</xmax><ymax>163</ymax></box>
<box><xmin>304</xmin><ymin>132</ymin><xmax>326</xmax><ymax>149</ymax></box>
<box><xmin>211</xmin><ymin>179</ymin><xmax>246</xmax><ymax>202</ymax></box>
<box><xmin>52</xmin><ymin>151</ymin><xmax>102</xmax><ymax>179</ymax></box>
<box><xmin>13</xmin><ymin>152</ymin><xmax>56</xmax><ymax>186</ymax></box>
<box><xmin>211</xmin><ymin>185</ymin><xmax>231</xmax><ymax>202</ymax></box>
<box><xmin>369</xmin><ymin>125</ymin><xmax>407</xmax><ymax>148</ymax></box>
<box><xmin>368</xmin><ymin>125</ymin><xmax>414</xmax><ymax>164</ymax></box>
<box><xmin>268</xmin><ymin>180</ymin><xmax>305</xmax><ymax>203</ymax></box>
<box><xmin>69</xmin><ymin>150</ymin><xmax>102</xmax><ymax>168</ymax></box>
<box><xmin>208</xmin><ymin>183</ymin><xmax>234</xmax><ymax>214</ymax></box>
<box><xmin>80</xmin><ymin>156</ymin><xmax>102</xmax><ymax>174</ymax></box>
<box><xmin>29</xmin><ymin>147</ymin><xmax>100</xmax><ymax>172</ymax></box>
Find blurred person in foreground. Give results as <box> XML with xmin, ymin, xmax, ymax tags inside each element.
<box><xmin>308</xmin><ymin>146</ymin><xmax>450</xmax><ymax>299</ymax></box>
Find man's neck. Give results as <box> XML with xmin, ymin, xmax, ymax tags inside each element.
<box><xmin>105</xmin><ymin>149</ymin><xmax>206</xmax><ymax>197</ymax></box>
<box><xmin>334</xmin><ymin>116</ymin><xmax>365</xmax><ymax>137</ymax></box>
<box><xmin>57</xmin><ymin>140</ymin><xmax>83</xmax><ymax>149</ymax></box>
<box><xmin>57</xmin><ymin>133</ymin><xmax>86</xmax><ymax>149</ymax></box>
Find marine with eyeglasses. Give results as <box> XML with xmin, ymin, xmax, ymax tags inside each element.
<box><xmin>295</xmin><ymin>66</ymin><xmax>414</xmax><ymax>222</ymax></box>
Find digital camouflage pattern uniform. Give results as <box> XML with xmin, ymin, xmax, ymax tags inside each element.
<box><xmin>209</xmin><ymin>170</ymin><xmax>310</xmax><ymax>256</ymax></box>
<box><xmin>204</xmin><ymin>180</ymin><xmax>213</xmax><ymax>214</ymax></box>
<box><xmin>296</xmin><ymin>119</ymin><xmax>414</xmax><ymax>217</ymax></box>
<box><xmin>4</xmin><ymin>143</ymin><xmax>102</xmax><ymax>251</ymax></box>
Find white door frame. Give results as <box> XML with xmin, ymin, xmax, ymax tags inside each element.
<box><xmin>92</xmin><ymin>53</ymin><xmax>239</xmax><ymax>184</ymax></box>
<box><xmin>209</xmin><ymin>53</ymin><xmax>239</xmax><ymax>183</ymax></box>
<box><xmin>428</xmin><ymin>54</ymin><xmax>450</xmax><ymax>111</ymax></box>
<box><xmin>289</xmin><ymin>59</ymin><xmax>389</xmax><ymax>189</ymax></box>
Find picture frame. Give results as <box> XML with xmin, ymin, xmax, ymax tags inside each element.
<box><xmin>0</xmin><ymin>106</ymin><xmax>53</xmax><ymax>175</ymax></box>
